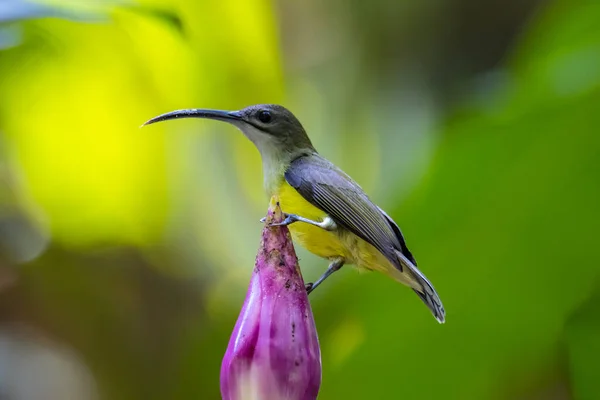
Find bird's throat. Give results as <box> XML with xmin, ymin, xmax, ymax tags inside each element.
<box><xmin>262</xmin><ymin>156</ymin><xmax>289</xmax><ymax>197</ymax></box>
<box><xmin>259</xmin><ymin>145</ymin><xmax>308</xmax><ymax>197</ymax></box>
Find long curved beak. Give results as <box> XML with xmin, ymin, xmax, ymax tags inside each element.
<box><xmin>142</xmin><ymin>109</ymin><xmax>242</xmax><ymax>127</ymax></box>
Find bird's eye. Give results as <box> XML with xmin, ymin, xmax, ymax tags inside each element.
<box><xmin>258</xmin><ymin>110</ymin><xmax>272</xmax><ymax>123</ymax></box>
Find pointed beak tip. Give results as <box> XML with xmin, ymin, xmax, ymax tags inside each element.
<box><xmin>140</xmin><ymin>115</ymin><xmax>162</xmax><ymax>128</ymax></box>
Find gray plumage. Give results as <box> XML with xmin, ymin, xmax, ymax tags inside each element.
<box><xmin>286</xmin><ymin>154</ymin><xmax>445</xmax><ymax>323</ymax></box>
<box><xmin>142</xmin><ymin>103</ymin><xmax>445</xmax><ymax>323</ymax></box>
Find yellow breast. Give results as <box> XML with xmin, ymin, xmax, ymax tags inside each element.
<box><xmin>274</xmin><ymin>180</ymin><xmax>397</xmax><ymax>277</ymax></box>
<box><xmin>276</xmin><ymin>181</ymin><xmax>349</xmax><ymax>260</ymax></box>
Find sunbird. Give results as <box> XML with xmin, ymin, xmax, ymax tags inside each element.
<box><xmin>143</xmin><ymin>105</ymin><xmax>445</xmax><ymax>323</ymax></box>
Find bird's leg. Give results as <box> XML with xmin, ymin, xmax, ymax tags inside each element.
<box><xmin>306</xmin><ymin>258</ymin><xmax>345</xmax><ymax>294</ymax></box>
<box><xmin>267</xmin><ymin>214</ymin><xmax>337</xmax><ymax>231</ymax></box>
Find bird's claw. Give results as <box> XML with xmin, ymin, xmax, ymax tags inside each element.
<box><xmin>305</xmin><ymin>282</ymin><xmax>314</xmax><ymax>294</ymax></box>
<box><xmin>267</xmin><ymin>214</ymin><xmax>295</xmax><ymax>227</ymax></box>
<box><xmin>261</xmin><ymin>214</ymin><xmax>294</xmax><ymax>227</ymax></box>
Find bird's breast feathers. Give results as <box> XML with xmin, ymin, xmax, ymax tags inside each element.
<box><xmin>276</xmin><ymin>180</ymin><xmax>343</xmax><ymax>258</ymax></box>
<box><xmin>275</xmin><ymin>180</ymin><xmax>392</xmax><ymax>274</ymax></box>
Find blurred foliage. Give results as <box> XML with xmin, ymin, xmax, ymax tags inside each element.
<box><xmin>0</xmin><ymin>0</ymin><xmax>599</xmax><ymax>399</ymax></box>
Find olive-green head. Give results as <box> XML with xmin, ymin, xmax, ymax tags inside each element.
<box><xmin>143</xmin><ymin>104</ymin><xmax>315</xmax><ymax>159</ymax></box>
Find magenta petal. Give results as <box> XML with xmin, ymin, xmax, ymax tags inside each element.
<box><xmin>220</xmin><ymin>199</ymin><xmax>322</xmax><ymax>400</ymax></box>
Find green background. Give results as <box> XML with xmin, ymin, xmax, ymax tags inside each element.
<box><xmin>0</xmin><ymin>0</ymin><xmax>599</xmax><ymax>399</ymax></box>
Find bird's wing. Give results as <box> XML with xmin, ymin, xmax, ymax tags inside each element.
<box><xmin>377</xmin><ymin>206</ymin><xmax>417</xmax><ymax>266</ymax></box>
<box><xmin>284</xmin><ymin>155</ymin><xmax>404</xmax><ymax>271</ymax></box>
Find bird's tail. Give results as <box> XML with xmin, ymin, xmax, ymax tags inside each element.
<box><xmin>395</xmin><ymin>251</ymin><xmax>445</xmax><ymax>323</ymax></box>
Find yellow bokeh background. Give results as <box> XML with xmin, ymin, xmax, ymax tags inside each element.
<box><xmin>0</xmin><ymin>0</ymin><xmax>599</xmax><ymax>399</ymax></box>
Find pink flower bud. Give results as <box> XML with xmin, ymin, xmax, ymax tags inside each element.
<box><xmin>220</xmin><ymin>199</ymin><xmax>321</xmax><ymax>400</ymax></box>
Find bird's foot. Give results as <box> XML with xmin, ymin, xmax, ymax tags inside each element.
<box><xmin>305</xmin><ymin>282</ymin><xmax>314</xmax><ymax>294</ymax></box>
<box><xmin>264</xmin><ymin>213</ymin><xmax>335</xmax><ymax>231</ymax></box>
<box><xmin>267</xmin><ymin>213</ymin><xmax>297</xmax><ymax>227</ymax></box>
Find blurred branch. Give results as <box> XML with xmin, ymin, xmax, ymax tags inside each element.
<box><xmin>0</xmin><ymin>0</ymin><xmax>104</xmax><ymax>23</ymax></box>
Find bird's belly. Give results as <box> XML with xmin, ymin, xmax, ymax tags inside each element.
<box><xmin>291</xmin><ymin>221</ymin><xmax>394</xmax><ymax>276</ymax></box>
<box><xmin>276</xmin><ymin>182</ymin><xmax>393</xmax><ymax>274</ymax></box>
<box><xmin>275</xmin><ymin>181</ymin><xmax>347</xmax><ymax>259</ymax></box>
<box><xmin>289</xmin><ymin>223</ymin><xmax>348</xmax><ymax>259</ymax></box>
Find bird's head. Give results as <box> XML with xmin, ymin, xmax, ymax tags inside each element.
<box><xmin>143</xmin><ymin>104</ymin><xmax>315</xmax><ymax>159</ymax></box>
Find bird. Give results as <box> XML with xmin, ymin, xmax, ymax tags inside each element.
<box><xmin>143</xmin><ymin>104</ymin><xmax>445</xmax><ymax>323</ymax></box>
